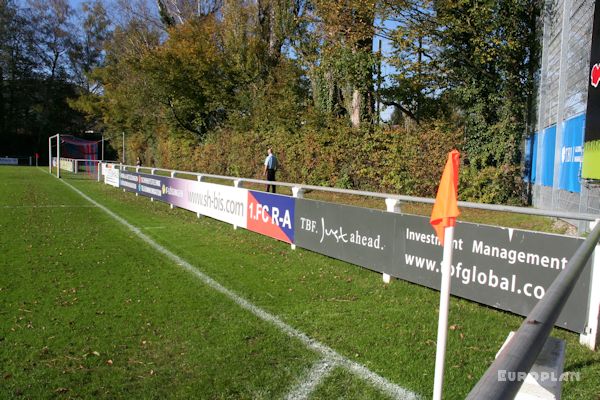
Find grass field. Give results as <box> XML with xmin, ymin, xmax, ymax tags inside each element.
<box><xmin>1</xmin><ymin>167</ymin><xmax>598</xmax><ymax>399</ymax></box>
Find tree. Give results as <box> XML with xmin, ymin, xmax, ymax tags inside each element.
<box><xmin>1</xmin><ymin>0</ymin><xmax>86</xmax><ymax>158</ymax></box>
<box><xmin>70</xmin><ymin>17</ymin><xmax>163</xmax><ymax>144</ymax></box>
<box><xmin>435</xmin><ymin>0</ymin><xmax>541</xmax><ymax>202</ymax></box>
<box><xmin>381</xmin><ymin>0</ymin><xmax>446</xmax><ymax>123</ymax></box>
<box><xmin>156</xmin><ymin>0</ymin><xmax>222</xmax><ymax>26</ymax></box>
<box><xmin>303</xmin><ymin>0</ymin><xmax>378</xmax><ymax>128</ymax></box>
<box><xmin>69</xmin><ymin>0</ymin><xmax>112</xmax><ymax>93</ymax></box>
<box><xmin>143</xmin><ymin>16</ymin><xmax>236</xmax><ymax>136</ymax></box>
<box><xmin>0</xmin><ymin>0</ymin><xmax>38</xmax><ymax>153</ymax></box>
<box><xmin>25</xmin><ymin>0</ymin><xmax>75</xmax><ymax>80</ymax></box>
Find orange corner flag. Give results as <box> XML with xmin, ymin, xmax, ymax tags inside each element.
<box><xmin>430</xmin><ymin>150</ymin><xmax>460</xmax><ymax>246</ymax></box>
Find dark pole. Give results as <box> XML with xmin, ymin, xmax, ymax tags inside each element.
<box><xmin>377</xmin><ymin>39</ymin><xmax>382</xmax><ymax>125</ymax></box>
<box><xmin>466</xmin><ymin>222</ymin><xmax>600</xmax><ymax>399</ymax></box>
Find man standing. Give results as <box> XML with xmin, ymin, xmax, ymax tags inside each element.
<box><xmin>263</xmin><ymin>148</ymin><xmax>278</xmax><ymax>193</ymax></box>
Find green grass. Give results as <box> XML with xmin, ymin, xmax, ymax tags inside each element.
<box><xmin>1</xmin><ymin>167</ymin><xmax>599</xmax><ymax>399</ymax></box>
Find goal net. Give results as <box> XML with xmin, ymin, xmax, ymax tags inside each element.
<box><xmin>49</xmin><ymin>134</ymin><xmax>101</xmax><ymax>177</ymax></box>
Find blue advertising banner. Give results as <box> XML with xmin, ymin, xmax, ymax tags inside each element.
<box><xmin>541</xmin><ymin>125</ymin><xmax>556</xmax><ymax>187</ymax></box>
<box><xmin>119</xmin><ymin>171</ymin><xmax>140</xmax><ymax>193</ymax></box>
<box><xmin>247</xmin><ymin>191</ymin><xmax>295</xmax><ymax>243</ymax></box>
<box><xmin>559</xmin><ymin>114</ymin><xmax>585</xmax><ymax>192</ymax></box>
<box><xmin>524</xmin><ymin>135</ymin><xmax>533</xmax><ymax>183</ymax></box>
<box><xmin>532</xmin><ymin>132</ymin><xmax>538</xmax><ymax>183</ymax></box>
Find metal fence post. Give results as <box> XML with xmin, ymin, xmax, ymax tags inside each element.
<box><xmin>170</xmin><ymin>171</ymin><xmax>177</xmax><ymax>209</ymax></box>
<box><xmin>232</xmin><ymin>179</ymin><xmax>244</xmax><ymax>230</ymax></box>
<box><xmin>120</xmin><ymin>164</ymin><xmax>126</xmax><ymax>193</ymax></box>
<box><xmin>196</xmin><ymin>175</ymin><xmax>205</xmax><ymax>218</ymax></box>
<box><xmin>383</xmin><ymin>198</ymin><xmax>401</xmax><ymax>283</ymax></box>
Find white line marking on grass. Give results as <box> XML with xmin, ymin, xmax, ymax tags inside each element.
<box><xmin>284</xmin><ymin>358</ymin><xmax>337</xmax><ymax>400</ymax></box>
<box><xmin>55</xmin><ymin>176</ymin><xmax>421</xmax><ymax>400</ymax></box>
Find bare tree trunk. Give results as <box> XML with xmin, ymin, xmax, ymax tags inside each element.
<box><xmin>350</xmin><ymin>89</ymin><xmax>361</xmax><ymax>128</ymax></box>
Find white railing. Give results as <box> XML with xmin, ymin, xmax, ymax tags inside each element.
<box><xmin>114</xmin><ymin>163</ymin><xmax>599</xmax><ymax>223</ymax></box>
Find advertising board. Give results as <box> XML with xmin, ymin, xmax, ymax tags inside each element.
<box><xmin>0</xmin><ymin>158</ymin><xmax>18</xmax><ymax>165</ymax></box>
<box><xmin>247</xmin><ymin>191</ymin><xmax>295</xmax><ymax>243</ymax></box>
<box><xmin>117</xmin><ymin>172</ymin><xmax>247</xmax><ymax>228</ymax></box>
<box><xmin>59</xmin><ymin>158</ymin><xmax>75</xmax><ymax>172</ymax></box>
<box><xmin>103</xmin><ymin>164</ymin><xmax>119</xmax><ymax>187</ymax></box>
<box><xmin>294</xmin><ymin>199</ymin><xmax>397</xmax><ymax>273</ymax></box>
<box><xmin>583</xmin><ymin>1</ymin><xmax>600</xmax><ymax>179</ymax></box>
<box><xmin>109</xmin><ymin>173</ymin><xmax>594</xmax><ymax>333</ymax></box>
<box><xmin>119</xmin><ymin>171</ymin><xmax>139</xmax><ymax>192</ymax></box>
<box><xmin>186</xmin><ymin>181</ymin><xmax>247</xmax><ymax>228</ymax></box>
<box><xmin>396</xmin><ymin>215</ymin><xmax>591</xmax><ymax>332</ymax></box>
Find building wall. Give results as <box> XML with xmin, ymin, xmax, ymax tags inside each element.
<box><xmin>531</xmin><ymin>0</ymin><xmax>600</xmax><ymax>230</ymax></box>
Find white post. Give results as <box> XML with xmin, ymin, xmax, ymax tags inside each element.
<box><xmin>291</xmin><ymin>187</ymin><xmax>306</xmax><ymax>250</ymax></box>
<box><xmin>74</xmin><ymin>160</ymin><xmax>78</xmax><ymax>174</ymax></box>
<box><xmin>121</xmin><ymin>164</ymin><xmax>126</xmax><ymax>192</ymax></box>
<box><xmin>101</xmin><ymin>135</ymin><xmax>104</xmax><ymax>161</ymax></box>
<box><xmin>56</xmin><ymin>134</ymin><xmax>60</xmax><ymax>179</ymax></box>
<box><xmin>97</xmin><ymin>162</ymin><xmax>101</xmax><ymax>182</ymax></box>
<box><xmin>232</xmin><ymin>179</ymin><xmax>243</xmax><ymax>230</ymax></box>
<box><xmin>122</xmin><ymin>132</ymin><xmax>125</xmax><ymax>163</ymax></box>
<box><xmin>48</xmin><ymin>137</ymin><xmax>52</xmax><ymax>174</ymax></box>
<box><xmin>29</xmin><ymin>156</ymin><xmax>32</xmax><ymax>166</ymax></box>
<box><xmin>170</xmin><ymin>171</ymin><xmax>176</xmax><ymax>209</ymax></box>
<box><xmin>383</xmin><ymin>198</ymin><xmax>401</xmax><ymax>283</ymax></box>
<box><xmin>196</xmin><ymin>175</ymin><xmax>204</xmax><ymax>218</ymax></box>
<box><xmin>433</xmin><ymin>226</ymin><xmax>456</xmax><ymax>400</ymax></box>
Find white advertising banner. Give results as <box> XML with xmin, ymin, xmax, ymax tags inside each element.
<box><xmin>0</xmin><ymin>158</ymin><xmax>18</xmax><ymax>165</ymax></box>
<box><xmin>186</xmin><ymin>181</ymin><xmax>248</xmax><ymax>228</ymax></box>
<box><xmin>59</xmin><ymin>158</ymin><xmax>75</xmax><ymax>172</ymax></box>
<box><xmin>103</xmin><ymin>164</ymin><xmax>120</xmax><ymax>187</ymax></box>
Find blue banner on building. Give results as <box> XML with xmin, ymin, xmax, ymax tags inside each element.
<box><xmin>541</xmin><ymin>125</ymin><xmax>556</xmax><ymax>187</ymax></box>
<box><xmin>524</xmin><ymin>136</ymin><xmax>532</xmax><ymax>183</ymax></box>
<box><xmin>524</xmin><ymin>134</ymin><xmax>538</xmax><ymax>183</ymax></box>
<box><xmin>558</xmin><ymin>114</ymin><xmax>585</xmax><ymax>193</ymax></box>
<box><xmin>531</xmin><ymin>132</ymin><xmax>538</xmax><ymax>184</ymax></box>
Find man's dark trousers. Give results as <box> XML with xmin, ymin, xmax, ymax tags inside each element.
<box><xmin>266</xmin><ymin>169</ymin><xmax>276</xmax><ymax>193</ymax></box>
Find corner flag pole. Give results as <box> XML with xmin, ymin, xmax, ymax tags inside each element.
<box><xmin>430</xmin><ymin>150</ymin><xmax>460</xmax><ymax>400</ymax></box>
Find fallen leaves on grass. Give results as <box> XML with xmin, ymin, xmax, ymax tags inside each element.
<box><xmin>83</xmin><ymin>350</ymin><xmax>100</xmax><ymax>358</ymax></box>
